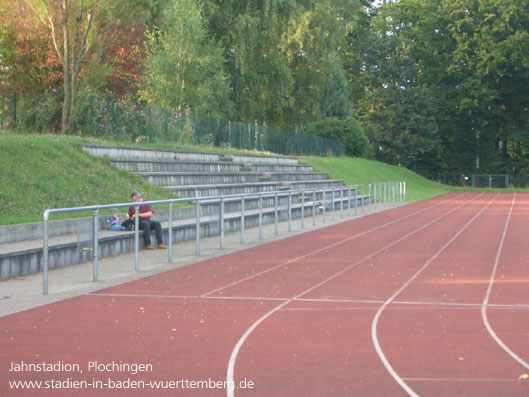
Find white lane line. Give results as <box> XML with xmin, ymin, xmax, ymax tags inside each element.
<box><xmin>89</xmin><ymin>293</ymin><xmax>529</xmax><ymax>310</ymax></box>
<box><xmin>226</xmin><ymin>192</ymin><xmax>485</xmax><ymax>397</ymax></box>
<box><xmin>481</xmin><ymin>193</ymin><xmax>529</xmax><ymax>370</ymax></box>
<box><xmin>394</xmin><ymin>299</ymin><xmax>529</xmax><ymax>310</ymax></box>
<box><xmin>371</xmin><ymin>192</ymin><xmax>499</xmax><ymax>397</ymax></box>
<box><xmin>403</xmin><ymin>377</ymin><xmax>518</xmax><ymax>383</ymax></box>
<box><xmin>225</xmin><ymin>301</ymin><xmax>289</xmax><ymax>397</ymax></box>
<box><xmin>203</xmin><ymin>192</ymin><xmax>470</xmax><ymax>298</ymax></box>
<box><xmin>90</xmin><ymin>292</ymin><xmax>288</xmax><ymax>302</ymax></box>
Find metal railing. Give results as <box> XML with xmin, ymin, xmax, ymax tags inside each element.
<box><xmin>42</xmin><ymin>182</ymin><xmax>405</xmax><ymax>294</ymax></box>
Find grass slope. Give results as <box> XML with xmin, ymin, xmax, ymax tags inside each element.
<box><xmin>1</xmin><ymin>132</ymin><xmax>453</xmax><ymax>226</ymax></box>
<box><xmin>302</xmin><ymin>156</ymin><xmax>451</xmax><ymax>202</ymax></box>
<box><xmin>0</xmin><ymin>134</ymin><xmax>177</xmax><ymax>225</ymax></box>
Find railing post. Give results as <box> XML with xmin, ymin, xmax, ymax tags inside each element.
<box><xmin>274</xmin><ymin>193</ymin><xmax>278</xmax><ymax>235</ymax></box>
<box><xmin>134</xmin><ymin>205</ymin><xmax>139</xmax><ymax>272</ymax></box>
<box><xmin>340</xmin><ymin>187</ymin><xmax>344</xmax><ymax>218</ymax></box>
<box><xmin>331</xmin><ymin>189</ymin><xmax>335</xmax><ymax>220</ymax></box>
<box><xmin>301</xmin><ymin>191</ymin><xmax>305</xmax><ymax>228</ymax></box>
<box><xmin>311</xmin><ymin>190</ymin><xmax>315</xmax><ymax>225</ymax></box>
<box><xmin>354</xmin><ymin>187</ymin><xmax>358</xmax><ymax>215</ymax></box>
<box><xmin>93</xmin><ymin>209</ymin><xmax>99</xmax><ymax>282</ymax></box>
<box><xmin>43</xmin><ymin>211</ymin><xmax>49</xmax><ymax>295</ymax></box>
<box><xmin>368</xmin><ymin>184</ymin><xmax>372</xmax><ymax>212</ymax></box>
<box><xmin>220</xmin><ymin>198</ymin><xmax>224</xmax><ymax>249</ymax></box>
<box><xmin>168</xmin><ymin>203</ymin><xmax>173</xmax><ymax>263</ymax></box>
<box><xmin>288</xmin><ymin>191</ymin><xmax>292</xmax><ymax>232</ymax></box>
<box><xmin>361</xmin><ymin>185</ymin><xmax>365</xmax><ymax>213</ymax></box>
<box><xmin>259</xmin><ymin>194</ymin><xmax>263</xmax><ymax>239</ymax></box>
<box><xmin>196</xmin><ymin>201</ymin><xmax>200</xmax><ymax>255</ymax></box>
<box><xmin>241</xmin><ymin>196</ymin><xmax>245</xmax><ymax>244</ymax></box>
<box><xmin>323</xmin><ymin>190</ymin><xmax>326</xmax><ymax>223</ymax></box>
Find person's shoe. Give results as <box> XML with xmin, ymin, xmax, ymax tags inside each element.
<box><xmin>157</xmin><ymin>244</ymin><xmax>167</xmax><ymax>249</ymax></box>
<box><xmin>145</xmin><ymin>245</ymin><xmax>154</xmax><ymax>250</ymax></box>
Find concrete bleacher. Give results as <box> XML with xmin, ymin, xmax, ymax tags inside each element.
<box><xmin>0</xmin><ymin>145</ymin><xmax>366</xmax><ymax>280</ymax></box>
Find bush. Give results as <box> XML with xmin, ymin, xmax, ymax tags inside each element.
<box><xmin>15</xmin><ymin>91</ymin><xmax>62</xmax><ymax>132</ymax></box>
<box><xmin>302</xmin><ymin>117</ymin><xmax>370</xmax><ymax>157</ymax></box>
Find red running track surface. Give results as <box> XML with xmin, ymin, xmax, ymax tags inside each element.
<box><xmin>1</xmin><ymin>191</ymin><xmax>529</xmax><ymax>396</ymax></box>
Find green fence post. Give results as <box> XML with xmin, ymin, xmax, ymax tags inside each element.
<box><xmin>248</xmin><ymin>123</ymin><xmax>251</xmax><ymax>149</ymax></box>
<box><xmin>228</xmin><ymin>120</ymin><xmax>232</xmax><ymax>146</ymax></box>
<box><xmin>238</xmin><ymin>122</ymin><xmax>242</xmax><ymax>149</ymax></box>
<box><xmin>13</xmin><ymin>91</ymin><xmax>17</xmax><ymax>127</ymax></box>
<box><xmin>111</xmin><ymin>100</ymin><xmax>116</xmax><ymax>137</ymax></box>
<box><xmin>90</xmin><ymin>95</ymin><xmax>95</xmax><ymax>136</ymax></box>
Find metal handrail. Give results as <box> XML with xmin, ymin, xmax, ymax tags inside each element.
<box><xmin>42</xmin><ymin>182</ymin><xmax>405</xmax><ymax>294</ymax></box>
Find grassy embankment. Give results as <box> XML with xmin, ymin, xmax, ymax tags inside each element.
<box><xmin>0</xmin><ymin>134</ymin><xmax>178</xmax><ymax>226</ymax></box>
<box><xmin>303</xmin><ymin>156</ymin><xmax>451</xmax><ymax>202</ymax></box>
<box><xmin>1</xmin><ymin>132</ymin><xmax>453</xmax><ymax>226</ymax></box>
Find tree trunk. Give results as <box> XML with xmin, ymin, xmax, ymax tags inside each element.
<box><xmin>61</xmin><ymin>1</ymin><xmax>71</xmax><ymax>132</ymax></box>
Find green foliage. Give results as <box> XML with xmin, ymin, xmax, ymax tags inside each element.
<box><xmin>302</xmin><ymin>117</ymin><xmax>369</xmax><ymax>157</ymax></box>
<box><xmin>321</xmin><ymin>55</ymin><xmax>352</xmax><ymax>119</ymax></box>
<box><xmin>14</xmin><ymin>91</ymin><xmax>62</xmax><ymax>132</ymax></box>
<box><xmin>390</xmin><ymin>0</ymin><xmax>529</xmax><ymax>176</ymax></box>
<box><xmin>6</xmin><ymin>0</ymin><xmax>529</xmax><ymax>182</ymax></box>
<box><xmin>140</xmin><ymin>0</ymin><xmax>231</xmax><ymax>117</ymax></box>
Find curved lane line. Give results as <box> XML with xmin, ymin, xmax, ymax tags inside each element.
<box><xmin>371</xmin><ymin>192</ymin><xmax>499</xmax><ymax>397</ymax></box>
<box><xmin>226</xmin><ymin>192</ymin><xmax>484</xmax><ymax>397</ymax></box>
<box><xmin>481</xmin><ymin>193</ymin><xmax>529</xmax><ymax>370</ymax></box>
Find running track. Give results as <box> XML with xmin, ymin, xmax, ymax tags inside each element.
<box><xmin>1</xmin><ymin>191</ymin><xmax>529</xmax><ymax>396</ymax></box>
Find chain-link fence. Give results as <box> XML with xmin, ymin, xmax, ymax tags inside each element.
<box><xmin>4</xmin><ymin>92</ymin><xmax>346</xmax><ymax>157</ymax></box>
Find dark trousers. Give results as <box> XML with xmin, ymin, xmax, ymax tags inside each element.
<box><xmin>138</xmin><ymin>220</ymin><xmax>163</xmax><ymax>246</ymax></box>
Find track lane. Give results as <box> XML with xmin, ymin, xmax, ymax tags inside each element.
<box><xmin>2</xmin><ymin>192</ymin><xmax>472</xmax><ymax>397</ymax></box>
<box><xmin>375</xmin><ymin>193</ymin><xmax>529</xmax><ymax>396</ymax></box>
<box><xmin>226</xmin><ymin>192</ymin><xmax>492</xmax><ymax>396</ymax></box>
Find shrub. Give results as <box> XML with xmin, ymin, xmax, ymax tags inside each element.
<box><xmin>302</xmin><ymin>117</ymin><xmax>370</xmax><ymax>157</ymax></box>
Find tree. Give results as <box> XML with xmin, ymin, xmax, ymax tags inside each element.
<box><xmin>201</xmin><ymin>0</ymin><xmax>296</xmax><ymax>126</ymax></box>
<box><xmin>280</xmin><ymin>0</ymin><xmax>349</xmax><ymax>128</ymax></box>
<box><xmin>0</xmin><ymin>0</ymin><xmax>62</xmax><ymax>95</ymax></box>
<box><xmin>345</xmin><ymin>1</ymin><xmax>441</xmax><ymax>169</ymax></box>
<box><xmin>139</xmin><ymin>0</ymin><xmax>231</xmax><ymax>117</ymax></box>
<box><xmin>24</xmin><ymin>0</ymin><xmax>140</xmax><ymax>132</ymax></box>
<box><xmin>321</xmin><ymin>55</ymin><xmax>352</xmax><ymax>119</ymax></box>
<box><xmin>394</xmin><ymin>0</ymin><xmax>529</xmax><ymax>175</ymax></box>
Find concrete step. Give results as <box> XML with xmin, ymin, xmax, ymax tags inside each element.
<box><xmin>0</xmin><ymin>195</ymin><xmax>371</xmax><ymax>280</ymax></box>
<box><xmin>139</xmin><ymin>172</ymin><xmax>330</xmax><ymax>186</ymax></box>
<box><xmin>83</xmin><ymin>145</ymin><xmax>300</xmax><ymax>166</ymax></box>
<box><xmin>109</xmin><ymin>159</ymin><xmax>314</xmax><ymax>174</ymax></box>
<box><xmin>167</xmin><ymin>180</ymin><xmax>345</xmax><ymax>198</ymax></box>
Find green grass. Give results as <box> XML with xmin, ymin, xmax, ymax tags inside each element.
<box><xmin>302</xmin><ymin>156</ymin><xmax>452</xmax><ymax>202</ymax></box>
<box><xmin>0</xmin><ymin>133</ymin><xmax>179</xmax><ymax>225</ymax></box>
<box><xmin>1</xmin><ymin>131</ymin><xmax>456</xmax><ymax>226</ymax></box>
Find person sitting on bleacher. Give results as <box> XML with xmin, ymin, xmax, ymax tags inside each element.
<box><xmin>126</xmin><ymin>192</ymin><xmax>167</xmax><ymax>250</ymax></box>
<box><xmin>107</xmin><ymin>209</ymin><xmax>126</xmax><ymax>231</ymax></box>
